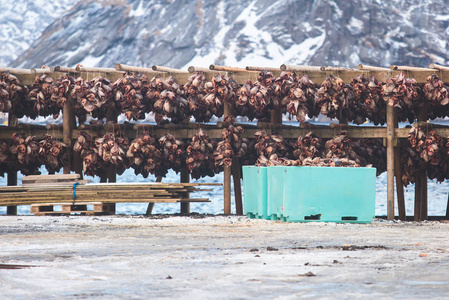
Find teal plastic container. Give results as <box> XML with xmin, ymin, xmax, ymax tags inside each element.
<box><xmin>283</xmin><ymin>166</ymin><xmax>376</xmax><ymax>223</ymax></box>
<box><xmin>267</xmin><ymin>166</ymin><xmax>286</xmax><ymax>220</ymax></box>
<box><xmin>242</xmin><ymin>166</ymin><xmax>268</xmax><ymax>219</ymax></box>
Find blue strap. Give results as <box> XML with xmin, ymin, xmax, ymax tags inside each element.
<box><xmin>72</xmin><ymin>183</ymin><xmax>80</xmax><ymax>200</ymax></box>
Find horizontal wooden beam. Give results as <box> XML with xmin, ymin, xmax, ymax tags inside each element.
<box><xmin>429</xmin><ymin>63</ymin><xmax>449</xmax><ymax>71</ymax></box>
<box><xmin>0</xmin><ymin>123</ymin><xmax>392</xmax><ymax>140</ymax></box>
<box><xmin>245</xmin><ymin>66</ymin><xmax>280</xmax><ymax>72</ymax></box>
<box><xmin>115</xmin><ymin>63</ymin><xmax>164</xmax><ymax>74</ymax></box>
<box><xmin>357</xmin><ymin>64</ymin><xmax>390</xmax><ymax>72</ymax></box>
<box><xmin>5</xmin><ymin>65</ymin><xmax>449</xmax><ymax>86</ymax></box>
<box><xmin>209</xmin><ymin>65</ymin><xmax>247</xmax><ymax>72</ymax></box>
<box><xmin>152</xmin><ymin>65</ymin><xmax>188</xmax><ymax>73</ymax></box>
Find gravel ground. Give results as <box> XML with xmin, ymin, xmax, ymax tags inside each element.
<box><xmin>1</xmin><ymin>215</ymin><xmax>449</xmax><ymax>299</ymax></box>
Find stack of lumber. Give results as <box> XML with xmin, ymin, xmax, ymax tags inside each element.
<box><xmin>0</xmin><ymin>182</ymin><xmax>218</xmax><ymax>207</ymax></box>
<box><xmin>22</xmin><ymin>174</ymin><xmax>90</xmax><ymax>187</ymax></box>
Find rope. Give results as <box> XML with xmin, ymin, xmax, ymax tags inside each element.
<box><xmin>72</xmin><ymin>182</ymin><xmax>79</xmax><ymax>201</ymax></box>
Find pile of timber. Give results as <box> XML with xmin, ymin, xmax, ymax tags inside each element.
<box><xmin>22</xmin><ymin>174</ymin><xmax>90</xmax><ymax>186</ymax></box>
<box><xmin>0</xmin><ymin>175</ymin><xmax>219</xmax><ymax>207</ymax></box>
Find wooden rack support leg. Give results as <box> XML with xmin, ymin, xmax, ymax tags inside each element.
<box><xmin>420</xmin><ymin>173</ymin><xmax>428</xmax><ymax>220</ymax></box>
<box><xmin>6</xmin><ymin>113</ymin><xmax>18</xmax><ymax>215</ymax></box>
<box><xmin>224</xmin><ymin>166</ymin><xmax>231</xmax><ymax>214</ymax></box>
<box><xmin>395</xmin><ymin>147</ymin><xmax>405</xmax><ymax>221</ymax></box>
<box><xmin>180</xmin><ymin>167</ymin><xmax>190</xmax><ymax>214</ymax></box>
<box><xmin>232</xmin><ymin>158</ymin><xmax>243</xmax><ymax>215</ymax></box>
<box><xmin>105</xmin><ymin>108</ymin><xmax>117</xmax><ymax>214</ymax></box>
<box><xmin>6</xmin><ymin>171</ymin><xmax>17</xmax><ymax>215</ymax></box>
<box><xmin>62</xmin><ymin>98</ymin><xmax>75</xmax><ymax>174</ymax></box>
<box><xmin>414</xmin><ymin>179</ymin><xmax>422</xmax><ymax>221</ymax></box>
<box><xmin>223</xmin><ymin>101</ymin><xmax>232</xmax><ymax>214</ymax></box>
<box><xmin>415</xmin><ymin>109</ymin><xmax>428</xmax><ymax>221</ymax></box>
<box><xmin>394</xmin><ymin>108</ymin><xmax>406</xmax><ymax>221</ymax></box>
<box><xmin>446</xmin><ymin>193</ymin><xmax>449</xmax><ymax>220</ymax></box>
<box><xmin>145</xmin><ymin>176</ymin><xmax>163</xmax><ymax>216</ymax></box>
<box><xmin>386</xmin><ymin>105</ymin><xmax>395</xmax><ymax>220</ymax></box>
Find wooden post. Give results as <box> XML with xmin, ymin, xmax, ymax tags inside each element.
<box><xmin>62</xmin><ymin>97</ymin><xmax>75</xmax><ymax>174</ymax></box>
<box><xmin>414</xmin><ymin>180</ymin><xmax>422</xmax><ymax>221</ymax></box>
<box><xmin>6</xmin><ymin>113</ymin><xmax>18</xmax><ymax>215</ymax></box>
<box><xmin>420</xmin><ymin>174</ymin><xmax>428</xmax><ymax>220</ymax></box>
<box><xmin>106</xmin><ymin>108</ymin><xmax>117</xmax><ymax>184</ymax></box>
<box><xmin>232</xmin><ymin>158</ymin><xmax>243</xmax><ymax>215</ymax></box>
<box><xmin>386</xmin><ymin>105</ymin><xmax>395</xmax><ymax>220</ymax></box>
<box><xmin>446</xmin><ymin>192</ymin><xmax>449</xmax><ymax>219</ymax></box>
<box><xmin>105</xmin><ymin>108</ymin><xmax>117</xmax><ymax>214</ymax></box>
<box><xmin>180</xmin><ymin>167</ymin><xmax>190</xmax><ymax>214</ymax></box>
<box><xmin>145</xmin><ymin>203</ymin><xmax>155</xmax><ymax>216</ymax></box>
<box><xmin>223</xmin><ymin>101</ymin><xmax>232</xmax><ymax>215</ymax></box>
<box><xmin>209</xmin><ymin>65</ymin><xmax>247</xmax><ymax>72</ymax></box>
<box><xmin>146</xmin><ymin>175</ymin><xmax>163</xmax><ymax>216</ymax></box>
<box><xmin>393</xmin><ymin>108</ymin><xmax>406</xmax><ymax>221</ymax></box>
<box><xmin>6</xmin><ymin>171</ymin><xmax>18</xmax><ymax>215</ymax></box>
<box><xmin>415</xmin><ymin>108</ymin><xmax>428</xmax><ymax>221</ymax></box>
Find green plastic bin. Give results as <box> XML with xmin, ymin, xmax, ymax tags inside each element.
<box><xmin>242</xmin><ymin>166</ymin><xmax>268</xmax><ymax>219</ymax></box>
<box><xmin>283</xmin><ymin>166</ymin><xmax>376</xmax><ymax>223</ymax></box>
<box><xmin>267</xmin><ymin>166</ymin><xmax>286</xmax><ymax>220</ymax></box>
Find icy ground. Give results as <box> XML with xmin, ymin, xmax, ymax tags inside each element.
<box><xmin>0</xmin><ymin>216</ymin><xmax>448</xmax><ymax>299</ymax></box>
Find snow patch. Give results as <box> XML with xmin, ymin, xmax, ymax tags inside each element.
<box><xmin>130</xmin><ymin>0</ymin><xmax>145</xmax><ymax>17</ymax></box>
<box><xmin>78</xmin><ymin>54</ymin><xmax>105</xmax><ymax>68</ymax></box>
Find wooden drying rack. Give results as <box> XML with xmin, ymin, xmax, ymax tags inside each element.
<box><xmin>2</xmin><ymin>63</ymin><xmax>449</xmax><ymax>220</ymax></box>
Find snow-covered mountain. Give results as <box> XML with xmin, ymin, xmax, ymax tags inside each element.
<box><xmin>6</xmin><ymin>0</ymin><xmax>449</xmax><ymax>69</ymax></box>
<box><xmin>0</xmin><ymin>0</ymin><xmax>79</xmax><ymax>66</ymax></box>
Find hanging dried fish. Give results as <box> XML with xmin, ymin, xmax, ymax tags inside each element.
<box><xmin>293</xmin><ymin>131</ymin><xmax>323</xmax><ymax>161</ymax></box>
<box><xmin>71</xmin><ymin>77</ymin><xmax>90</xmax><ymax>123</ymax></box>
<box><xmin>382</xmin><ymin>72</ymin><xmax>421</xmax><ymax>122</ymax></box>
<box><xmin>0</xmin><ymin>72</ymin><xmax>28</xmax><ymax>119</ymax></box>
<box><xmin>184</xmin><ymin>72</ymin><xmax>209</xmax><ymax>122</ymax></box>
<box><xmin>186</xmin><ymin>128</ymin><xmax>216</xmax><ymax>179</ymax></box>
<box><xmin>51</xmin><ymin>75</ymin><xmax>75</xmax><ymax>109</ymax></box>
<box><xmin>27</xmin><ymin>75</ymin><xmax>59</xmax><ymax>118</ymax></box>
<box><xmin>235</xmin><ymin>81</ymin><xmax>253</xmax><ymax>119</ymax></box>
<box><xmin>210</xmin><ymin>74</ymin><xmax>237</xmax><ymax>117</ymax></box>
<box><xmin>323</xmin><ymin>131</ymin><xmax>361</xmax><ymax>165</ymax></box>
<box><xmin>152</xmin><ymin>76</ymin><xmax>188</xmax><ymax>124</ymax></box>
<box><xmin>95</xmin><ymin>132</ymin><xmax>130</xmax><ymax>175</ymax></box>
<box><xmin>113</xmin><ymin>73</ymin><xmax>149</xmax><ymax>120</ymax></box>
<box><xmin>351</xmin><ymin>138</ymin><xmax>386</xmax><ymax>175</ymax></box>
<box><xmin>0</xmin><ymin>140</ymin><xmax>13</xmax><ymax>176</ymax></box>
<box><xmin>401</xmin><ymin>147</ymin><xmax>426</xmax><ymax>186</ymax></box>
<box><xmin>316</xmin><ymin>75</ymin><xmax>352</xmax><ymax>121</ymax></box>
<box><xmin>214</xmin><ymin>116</ymin><xmax>249</xmax><ymax>169</ymax></box>
<box><xmin>254</xmin><ymin>129</ymin><xmax>288</xmax><ymax>158</ymax></box>
<box><xmin>127</xmin><ymin>131</ymin><xmax>164</xmax><ymax>178</ymax></box>
<box><xmin>0</xmin><ymin>77</ymin><xmax>12</xmax><ymax>113</ymax></box>
<box><xmin>159</xmin><ymin>133</ymin><xmax>186</xmax><ymax>175</ymax></box>
<box><xmin>247</xmin><ymin>70</ymin><xmax>277</xmax><ymax>121</ymax></box>
<box><xmin>349</xmin><ymin>75</ymin><xmax>385</xmax><ymax>125</ymax></box>
<box><xmin>9</xmin><ymin>133</ymin><xmax>41</xmax><ymax>175</ymax></box>
<box><xmin>38</xmin><ymin>134</ymin><xmax>68</xmax><ymax>174</ymax></box>
<box><xmin>423</xmin><ymin>74</ymin><xmax>449</xmax><ymax>119</ymax></box>
<box><xmin>73</xmin><ymin>131</ymin><xmax>103</xmax><ymax>177</ymax></box>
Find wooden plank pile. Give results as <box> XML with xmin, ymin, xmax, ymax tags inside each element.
<box><xmin>22</xmin><ymin>174</ymin><xmax>90</xmax><ymax>187</ymax></box>
<box><xmin>0</xmin><ymin>182</ymin><xmax>216</xmax><ymax>207</ymax></box>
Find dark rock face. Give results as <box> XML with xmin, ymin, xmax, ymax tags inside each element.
<box><xmin>10</xmin><ymin>0</ymin><xmax>449</xmax><ymax>69</ymax></box>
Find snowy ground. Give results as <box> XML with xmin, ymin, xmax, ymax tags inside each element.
<box><xmin>0</xmin><ymin>216</ymin><xmax>449</xmax><ymax>299</ymax></box>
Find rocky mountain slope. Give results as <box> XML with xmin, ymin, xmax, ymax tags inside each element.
<box><xmin>5</xmin><ymin>0</ymin><xmax>449</xmax><ymax>69</ymax></box>
<box><xmin>0</xmin><ymin>0</ymin><xmax>78</xmax><ymax>66</ymax></box>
